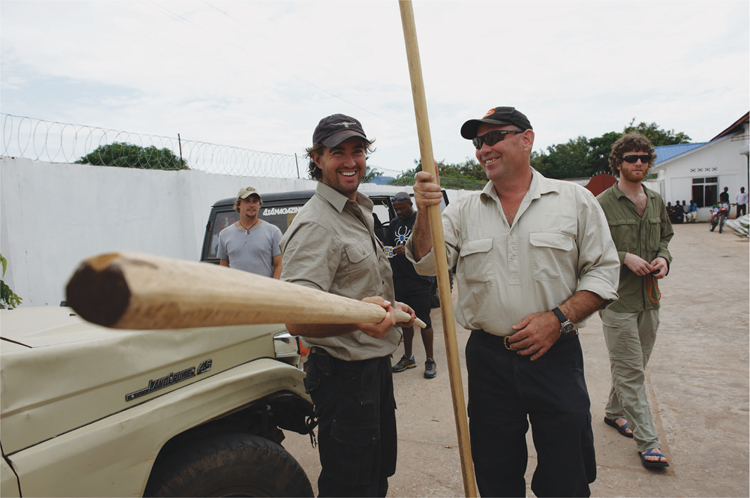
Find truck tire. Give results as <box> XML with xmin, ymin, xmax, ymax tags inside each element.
<box><xmin>144</xmin><ymin>432</ymin><xmax>313</xmax><ymax>497</ymax></box>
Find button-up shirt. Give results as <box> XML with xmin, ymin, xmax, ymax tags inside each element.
<box><xmin>596</xmin><ymin>183</ymin><xmax>673</xmax><ymax>312</ymax></box>
<box><xmin>280</xmin><ymin>182</ymin><xmax>400</xmax><ymax>361</ymax></box>
<box><xmin>406</xmin><ymin>169</ymin><xmax>620</xmax><ymax>336</ymax></box>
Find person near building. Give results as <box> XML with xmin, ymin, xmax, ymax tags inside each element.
<box><xmin>218</xmin><ymin>186</ymin><xmax>283</xmax><ymax>278</ymax></box>
<box><xmin>736</xmin><ymin>187</ymin><xmax>747</xmax><ymax>218</ymax></box>
<box><xmin>686</xmin><ymin>199</ymin><xmax>698</xmax><ymax>223</ymax></box>
<box><xmin>597</xmin><ymin>132</ymin><xmax>674</xmax><ymax>470</ymax></box>
<box><xmin>407</xmin><ymin>106</ymin><xmax>620</xmax><ymax>497</ymax></box>
<box><xmin>720</xmin><ymin>186</ymin><xmax>730</xmax><ymax>205</ymax></box>
<box><xmin>672</xmin><ymin>200</ymin><xmax>684</xmax><ymax>224</ymax></box>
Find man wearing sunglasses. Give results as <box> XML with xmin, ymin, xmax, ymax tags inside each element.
<box><xmin>406</xmin><ymin>106</ymin><xmax>620</xmax><ymax>497</ymax></box>
<box><xmin>596</xmin><ymin>132</ymin><xmax>673</xmax><ymax>470</ymax></box>
<box><xmin>279</xmin><ymin>114</ymin><xmax>415</xmax><ymax>497</ymax></box>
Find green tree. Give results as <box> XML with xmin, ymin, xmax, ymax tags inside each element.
<box><xmin>588</xmin><ymin>131</ymin><xmax>623</xmax><ymax>175</ymax></box>
<box><xmin>362</xmin><ymin>165</ymin><xmax>383</xmax><ymax>183</ymax></box>
<box><xmin>76</xmin><ymin>142</ymin><xmax>188</xmax><ymax>170</ymax></box>
<box><xmin>532</xmin><ymin>136</ymin><xmax>592</xmax><ymax>179</ymax></box>
<box><xmin>0</xmin><ymin>253</ymin><xmax>22</xmax><ymax>309</ymax></box>
<box><xmin>624</xmin><ymin>120</ymin><xmax>691</xmax><ymax>146</ymax></box>
<box><xmin>387</xmin><ymin>163</ymin><xmax>420</xmax><ymax>187</ymax></box>
<box><xmin>530</xmin><ymin>120</ymin><xmax>691</xmax><ymax>179</ymax></box>
<box><xmin>388</xmin><ymin>158</ymin><xmax>488</xmax><ymax>190</ymax></box>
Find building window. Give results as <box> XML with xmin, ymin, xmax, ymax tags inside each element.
<box><xmin>692</xmin><ymin>177</ymin><xmax>718</xmax><ymax>208</ymax></box>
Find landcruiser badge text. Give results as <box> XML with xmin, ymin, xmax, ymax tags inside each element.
<box><xmin>126</xmin><ymin>359</ymin><xmax>213</xmax><ymax>402</ymax></box>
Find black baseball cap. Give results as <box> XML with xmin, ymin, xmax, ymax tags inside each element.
<box><xmin>312</xmin><ymin>114</ymin><xmax>368</xmax><ymax>147</ymax></box>
<box><xmin>460</xmin><ymin>106</ymin><xmax>533</xmax><ymax>139</ymax></box>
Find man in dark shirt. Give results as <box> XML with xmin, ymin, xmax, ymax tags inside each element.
<box><xmin>673</xmin><ymin>201</ymin><xmax>684</xmax><ymax>224</ymax></box>
<box><xmin>387</xmin><ymin>192</ymin><xmax>437</xmax><ymax>378</ymax></box>
<box><xmin>720</xmin><ymin>187</ymin><xmax>730</xmax><ymax>206</ymax></box>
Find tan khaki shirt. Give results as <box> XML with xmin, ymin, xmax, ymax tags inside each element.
<box><xmin>406</xmin><ymin>169</ymin><xmax>620</xmax><ymax>336</ymax></box>
<box><xmin>280</xmin><ymin>182</ymin><xmax>401</xmax><ymax>361</ymax></box>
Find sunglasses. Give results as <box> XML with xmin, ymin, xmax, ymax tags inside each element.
<box><xmin>472</xmin><ymin>130</ymin><xmax>524</xmax><ymax>149</ymax></box>
<box><xmin>391</xmin><ymin>196</ymin><xmax>411</xmax><ymax>202</ymax></box>
<box><xmin>622</xmin><ymin>154</ymin><xmax>651</xmax><ymax>164</ymax></box>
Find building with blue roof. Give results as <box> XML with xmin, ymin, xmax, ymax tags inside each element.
<box><xmin>654</xmin><ymin>143</ymin><xmax>708</xmax><ymax>165</ymax></box>
<box><xmin>648</xmin><ymin>112</ymin><xmax>748</xmax><ymax>221</ymax></box>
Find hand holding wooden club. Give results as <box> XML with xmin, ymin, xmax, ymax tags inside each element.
<box><xmin>66</xmin><ymin>251</ymin><xmax>425</xmax><ymax>330</ymax></box>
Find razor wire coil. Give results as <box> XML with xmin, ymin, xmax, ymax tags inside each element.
<box><xmin>1</xmin><ymin>114</ymin><xmax>301</xmax><ymax>178</ymax></box>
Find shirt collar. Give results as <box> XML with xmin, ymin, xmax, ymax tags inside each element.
<box><xmin>530</xmin><ymin>168</ymin><xmax>558</xmax><ymax>197</ymax></box>
<box><xmin>480</xmin><ymin>168</ymin><xmax>557</xmax><ymax>203</ymax></box>
<box><xmin>612</xmin><ymin>181</ymin><xmax>656</xmax><ymax>200</ymax></box>
<box><xmin>315</xmin><ymin>182</ymin><xmax>373</xmax><ymax>213</ymax></box>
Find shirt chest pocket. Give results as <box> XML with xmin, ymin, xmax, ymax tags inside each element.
<box><xmin>458</xmin><ymin>238</ymin><xmax>493</xmax><ymax>285</ymax></box>
<box><xmin>608</xmin><ymin>219</ymin><xmax>638</xmax><ymax>253</ymax></box>
<box><xmin>646</xmin><ymin>217</ymin><xmax>661</xmax><ymax>252</ymax></box>
<box><xmin>529</xmin><ymin>232</ymin><xmax>576</xmax><ymax>281</ymax></box>
<box><xmin>344</xmin><ymin>240</ymin><xmax>379</xmax><ymax>294</ymax></box>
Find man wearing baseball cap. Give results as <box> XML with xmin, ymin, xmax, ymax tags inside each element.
<box><xmin>407</xmin><ymin>106</ymin><xmax>620</xmax><ymax>496</ymax></box>
<box><xmin>280</xmin><ymin>114</ymin><xmax>415</xmax><ymax>497</ymax></box>
<box><xmin>217</xmin><ymin>186</ymin><xmax>283</xmax><ymax>279</ymax></box>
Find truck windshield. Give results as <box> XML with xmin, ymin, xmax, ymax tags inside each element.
<box><xmin>205</xmin><ymin>204</ymin><xmax>306</xmax><ymax>260</ymax></box>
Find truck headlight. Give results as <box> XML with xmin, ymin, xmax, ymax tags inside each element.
<box><xmin>273</xmin><ymin>331</ymin><xmax>300</xmax><ymax>358</ymax></box>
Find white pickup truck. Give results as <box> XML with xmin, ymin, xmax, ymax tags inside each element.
<box><xmin>0</xmin><ymin>305</ymin><xmax>315</xmax><ymax>497</ymax></box>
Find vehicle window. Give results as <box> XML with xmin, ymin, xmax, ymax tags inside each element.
<box><xmin>207</xmin><ymin>210</ymin><xmax>239</xmax><ymax>259</ymax></box>
<box><xmin>372</xmin><ymin>203</ymin><xmax>392</xmax><ymax>227</ymax></box>
<box><xmin>259</xmin><ymin>204</ymin><xmax>305</xmax><ymax>234</ymax></box>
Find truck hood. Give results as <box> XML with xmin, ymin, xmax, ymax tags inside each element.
<box><xmin>0</xmin><ymin>307</ymin><xmax>287</xmax><ymax>454</ymax></box>
<box><xmin>1</xmin><ymin>306</ymin><xmax>124</xmax><ymax>348</ymax></box>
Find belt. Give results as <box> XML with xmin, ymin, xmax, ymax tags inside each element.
<box><xmin>309</xmin><ymin>346</ymin><xmax>388</xmax><ymax>364</ymax></box>
<box><xmin>476</xmin><ymin>328</ymin><xmax>578</xmax><ymax>351</ymax></box>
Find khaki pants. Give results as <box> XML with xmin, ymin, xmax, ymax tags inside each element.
<box><xmin>600</xmin><ymin>309</ymin><xmax>661</xmax><ymax>452</ymax></box>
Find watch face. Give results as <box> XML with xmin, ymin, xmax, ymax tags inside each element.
<box><xmin>562</xmin><ymin>322</ymin><xmax>575</xmax><ymax>334</ymax></box>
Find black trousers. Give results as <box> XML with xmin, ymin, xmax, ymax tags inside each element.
<box><xmin>737</xmin><ymin>204</ymin><xmax>746</xmax><ymax>217</ymax></box>
<box><xmin>394</xmin><ymin>278</ymin><xmax>433</xmax><ymax>328</ymax></box>
<box><xmin>304</xmin><ymin>349</ymin><xmax>397</xmax><ymax>497</ymax></box>
<box><xmin>466</xmin><ymin>331</ymin><xmax>596</xmax><ymax>497</ymax></box>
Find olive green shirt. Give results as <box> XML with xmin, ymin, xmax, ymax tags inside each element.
<box><xmin>406</xmin><ymin>169</ymin><xmax>620</xmax><ymax>336</ymax></box>
<box><xmin>280</xmin><ymin>182</ymin><xmax>400</xmax><ymax>361</ymax></box>
<box><xmin>596</xmin><ymin>183</ymin><xmax>673</xmax><ymax>312</ymax></box>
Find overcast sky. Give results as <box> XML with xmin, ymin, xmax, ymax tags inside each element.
<box><xmin>2</xmin><ymin>0</ymin><xmax>748</xmax><ymax>177</ymax></box>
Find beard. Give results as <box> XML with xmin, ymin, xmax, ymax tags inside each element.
<box><xmin>621</xmin><ymin>165</ymin><xmax>649</xmax><ymax>183</ymax></box>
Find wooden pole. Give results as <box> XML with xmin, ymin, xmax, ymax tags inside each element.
<box><xmin>65</xmin><ymin>251</ymin><xmax>425</xmax><ymax>330</ymax></box>
<box><xmin>398</xmin><ymin>2</ymin><xmax>477</xmax><ymax>496</ymax></box>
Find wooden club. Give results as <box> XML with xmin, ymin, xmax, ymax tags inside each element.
<box><xmin>65</xmin><ymin>251</ymin><xmax>425</xmax><ymax>330</ymax></box>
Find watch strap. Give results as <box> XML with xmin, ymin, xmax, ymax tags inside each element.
<box><xmin>552</xmin><ymin>307</ymin><xmax>575</xmax><ymax>334</ymax></box>
<box><xmin>552</xmin><ymin>307</ymin><xmax>568</xmax><ymax>325</ymax></box>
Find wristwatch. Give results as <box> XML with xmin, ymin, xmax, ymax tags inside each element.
<box><xmin>552</xmin><ymin>307</ymin><xmax>576</xmax><ymax>335</ymax></box>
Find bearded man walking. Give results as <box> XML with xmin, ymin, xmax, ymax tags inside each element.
<box><xmin>597</xmin><ymin>132</ymin><xmax>673</xmax><ymax>470</ymax></box>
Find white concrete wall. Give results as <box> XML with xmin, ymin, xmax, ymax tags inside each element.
<box><xmin>0</xmin><ymin>158</ymin><xmax>461</xmax><ymax>307</ymax></box>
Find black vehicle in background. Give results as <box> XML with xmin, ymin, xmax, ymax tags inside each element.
<box><xmin>200</xmin><ymin>189</ymin><xmax>451</xmax><ymax>306</ymax></box>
